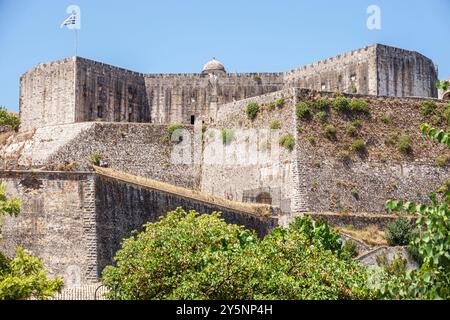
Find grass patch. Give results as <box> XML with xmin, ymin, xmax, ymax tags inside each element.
<box><xmin>279</xmin><ymin>134</ymin><xmax>295</xmax><ymax>151</ymax></box>
<box><xmin>397</xmin><ymin>135</ymin><xmax>413</xmax><ymax>154</ymax></box>
<box><xmin>221</xmin><ymin>128</ymin><xmax>235</xmax><ymax>145</ymax></box>
<box><xmin>246</xmin><ymin>102</ymin><xmax>260</xmax><ymax>120</ymax></box>
<box><xmin>269</xmin><ymin>120</ymin><xmax>281</xmax><ymax>130</ymax></box>
<box><xmin>323</xmin><ymin>124</ymin><xmax>337</xmax><ymax>140</ymax></box>
<box><xmin>296</xmin><ymin>102</ymin><xmax>311</xmax><ymax>120</ymax></box>
<box><xmin>314</xmin><ymin>111</ymin><xmax>328</xmax><ymax>124</ymax></box>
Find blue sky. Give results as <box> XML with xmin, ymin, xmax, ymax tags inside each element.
<box><xmin>0</xmin><ymin>0</ymin><xmax>449</xmax><ymax>112</ymax></box>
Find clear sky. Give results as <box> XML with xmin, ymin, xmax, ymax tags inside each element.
<box><xmin>0</xmin><ymin>0</ymin><xmax>449</xmax><ymax>112</ymax></box>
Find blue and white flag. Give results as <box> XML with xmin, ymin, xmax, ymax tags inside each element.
<box><xmin>60</xmin><ymin>5</ymin><xmax>81</xmax><ymax>30</ymax></box>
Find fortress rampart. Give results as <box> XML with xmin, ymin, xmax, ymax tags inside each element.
<box><xmin>19</xmin><ymin>44</ymin><xmax>438</xmax><ymax>132</ymax></box>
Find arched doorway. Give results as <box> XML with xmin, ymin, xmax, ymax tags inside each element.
<box><xmin>256</xmin><ymin>192</ymin><xmax>272</xmax><ymax>205</ymax></box>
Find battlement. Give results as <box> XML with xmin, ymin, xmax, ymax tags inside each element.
<box><xmin>18</xmin><ymin>44</ymin><xmax>438</xmax><ymax>132</ymax></box>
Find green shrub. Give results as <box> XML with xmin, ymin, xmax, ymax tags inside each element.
<box><xmin>435</xmin><ymin>155</ymin><xmax>450</xmax><ymax>167</ymax></box>
<box><xmin>221</xmin><ymin>128</ymin><xmax>235</xmax><ymax>145</ymax></box>
<box><xmin>246</xmin><ymin>102</ymin><xmax>260</xmax><ymax>120</ymax></box>
<box><xmin>337</xmin><ymin>150</ymin><xmax>351</xmax><ymax>161</ymax></box>
<box><xmin>267</xmin><ymin>102</ymin><xmax>276</xmax><ymax>111</ymax></box>
<box><xmin>351</xmin><ymin>119</ymin><xmax>363</xmax><ymax>128</ymax></box>
<box><xmin>323</xmin><ymin>124</ymin><xmax>337</xmax><ymax>140</ymax></box>
<box><xmin>332</xmin><ymin>96</ymin><xmax>350</xmax><ymax>113</ymax></box>
<box><xmin>351</xmin><ymin>139</ymin><xmax>367</xmax><ymax>154</ymax></box>
<box><xmin>289</xmin><ymin>216</ymin><xmax>342</xmax><ymax>254</ymax></box>
<box><xmin>379</xmin><ymin>114</ymin><xmax>393</xmax><ymax>125</ymax></box>
<box><xmin>275</xmin><ymin>98</ymin><xmax>285</xmax><ymax>108</ymax></box>
<box><xmin>345</xmin><ymin>124</ymin><xmax>358</xmax><ymax>137</ymax></box>
<box><xmin>166</xmin><ymin>123</ymin><xmax>183</xmax><ymax>142</ymax></box>
<box><xmin>269</xmin><ymin>120</ymin><xmax>281</xmax><ymax>130</ymax></box>
<box><xmin>0</xmin><ymin>107</ymin><xmax>20</xmax><ymax>131</ymax></box>
<box><xmin>90</xmin><ymin>152</ymin><xmax>103</xmax><ymax>166</ymax></box>
<box><xmin>420</xmin><ymin>100</ymin><xmax>437</xmax><ymax>117</ymax></box>
<box><xmin>252</xmin><ymin>75</ymin><xmax>262</xmax><ymax>82</ymax></box>
<box><xmin>296</xmin><ymin>102</ymin><xmax>311</xmax><ymax>120</ymax></box>
<box><xmin>384</xmin><ymin>217</ymin><xmax>413</xmax><ymax>246</ymax></box>
<box><xmin>313</xmin><ymin>97</ymin><xmax>330</xmax><ymax>111</ymax></box>
<box><xmin>349</xmin><ymin>99</ymin><xmax>369</xmax><ymax>114</ymax></box>
<box><xmin>384</xmin><ymin>131</ymin><xmax>399</xmax><ymax>146</ymax></box>
<box><xmin>341</xmin><ymin>240</ymin><xmax>358</xmax><ymax>259</ymax></box>
<box><xmin>102</xmin><ymin>208</ymin><xmax>373</xmax><ymax>300</ymax></box>
<box><xmin>308</xmin><ymin>136</ymin><xmax>316</xmax><ymax>145</ymax></box>
<box><xmin>443</xmin><ymin>107</ymin><xmax>450</xmax><ymax>125</ymax></box>
<box><xmin>397</xmin><ymin>135</ymin><xmax>413</xmax><ymax>154</ymax></box>
<box><xmin>314</xmin><ymin>111</ymin><xmax>328</xmax><ymax>124</ymax></box>
<box><xmin>280</xmin><ymin>134</ymin><xmax>295</xmax><ymax>151</ymax></box>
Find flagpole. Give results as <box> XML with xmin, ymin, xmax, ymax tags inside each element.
<box><xmin>75</xmin><ymin>29</ymin><xmax>78</xmax><ymax>56</ymax></box>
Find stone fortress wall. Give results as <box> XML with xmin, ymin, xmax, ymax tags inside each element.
<box><xmin>0</xmin><ymin>169</ymin><xmax>278</xmax><ymax>286</ymax></box>
<box><xmin>18</xmin><ymin>44</ymin><xmax>438</xmax><ymax>132</ymax></box>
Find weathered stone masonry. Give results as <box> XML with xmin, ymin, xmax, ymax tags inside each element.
<box><xmin>19</xmin><ymin>44</ymin><xmax>438</xmax><ymax>132</ymax></box>
<box><xmin>0</xmin><ymin>170</ymin><xmax>278</xmax><ymax>285</ymax></box>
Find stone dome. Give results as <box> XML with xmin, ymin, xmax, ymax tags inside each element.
<box><xmin>202</xmin><ymin>58</ymin><xmax>226</xmax><ymax>74</ymax></box>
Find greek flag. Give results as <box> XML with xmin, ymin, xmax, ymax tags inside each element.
<box><xmin>60</xmin><ymin>14</ymin><xmax>77</xmax><ymax>28</ymax></box>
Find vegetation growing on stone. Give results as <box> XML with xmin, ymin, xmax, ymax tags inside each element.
<box><xmin>295</xmin><ymin>102</ymin><xmax>310</xmax><ymax>120</ymax></box>
<box><xmin>351</xmin><ymin>139</ymin><xmax>367</xmax><ymax>154</ymax></box>
<box><xmin>221</xmin><ymin>128</ymin><xmax>235</xmax><ymax>145</ymax></box>
<box><xmin>323</xmin><ymin>124</ymin><xmax>337</xmax><ymax>140</ymax></box>
<box><xmin>349</xmin><ymin>99</ymin><xmax>370</xmax><ymax>114</ymax></box>
<box><xmin>384</xmin><ymin>217</ymin><xmax>414</xmax><ymax>247</ymax></box>
<box><xmin>269</xmin><ymin>120</ymin><xmax>281</xmax><ymax>130</ymax></box>
<box><xmin>0</xmin><ymin>183</ymin><xmax>63</xmax><ymax>300</ymax></box>
<box><xmin>90</xmin><ymin>152</ymin><xmax>103</xmax><ymax>166</ymax></box>
<box><xmin>314</xmin><ymin>111</ymin><xmax>328</xmax><ymax>124</ymax></box>
<box><xmin>313</xmin><ymin>97</ymin><xmax>330</xmax><ymax>111</ymax></box>
<box><xmin>166</xmin><ymin>123</ymin><xmax>183</xmax><ymax>142</ymax></box>
<box><xmin>332</xmin><ymin>96</ymin><xmax>350</xmax><ymax>113</ymax></box>
<box><xmin>397</xmin><ymin>135</ymin><xmax>413</xmax><ymax>154</ymax></box>
<box><xmin>246</xmin><ymin>102</ymin><xmax>260</xmax><ymax>120</ymax></box>
<box><xmin>279</xmin><ymin>133</ymin><xmax>295</xmax><ymax>151</ymax></box>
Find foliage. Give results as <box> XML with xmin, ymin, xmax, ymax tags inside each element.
<box><xmin>246</xmin><ymin>102</ymin><xmax>260</xmax><ymax>120</ymax></box>
<box><xmin>269</xmin><ymin>120</ymin><xmax>281</xmax><ymax>130</ymax></box>
<box><xmin>252</xmin><ymin>75</ymin><xmax>262</xmax><ymax>83</ymax></box>
<box><xmin>397</xmin><ymin>135</ymin><xmax>413</xmax><ymax>154</ymax></box>
<box><xmin>90</xmin><ymin>152</ymin><xmax>103</xmax><ymax>166</ymax></box>
<box><xmin>296</xmin><ymin>102</ymin><xmax>311</xmax><ymax>120</ymax></box>
<box><xmin>420</xmin><ymin>100</ymin><xmax>437</xmax><ymax>117</ymax></box>
<box><xmin>332</xmin><ymin>97</ymin><xmax>350</xmax><ymax>113</ymax></box>
<box><xmin>0</xmin><ymin>183</ymin><xmax>62</xmax><ymax>300</ymax></box>
<box><xmin>313</xmin><ymin>97</ymin><xmax>330</xmax><ymax>111</ymax></box>
<box><xmin>379</xmin><ymin>114</ymin><xmax>393</xmax><ymax>125</ymax></box>
<box><xmin>102</xmin><ymin>208</ymin><xmax>374</xmax><ymax>300</ymax></box>
<box><xmin>0</xmin><ymin>248</ymin><xmax>64</xmax><ymax>300</ymax></box>
<box><xmin>323</xmin><ymin>124</ymin><xmax>337</xmax><ymax>140</ymax></box>
<box><xmin>314</xmin><ymin>111</ymin><xmax>328</xmax><ymax>124</ymax></box>
<box><xmin>289</xmin><ymin>216</ymin><xmax>343</xmax><ymax>254</ymax></box>
<box><xmin>351</xmin><ymin>139</ymin><xmax>366</xmax><ymax>154</ymax></box>
<box><xmin>384</xmin><ymin>217</ymin><xmax>414</xmax><ymax>246</ymax></box>
<box><xmin>341</xmin><ymin>240</ymin><xmax>358</xmax><ymax>260</ymax></box>
<box><xmin>275</xmin><ymin>98</ymin><xmax>285</xmax><ymax>108</ymax></box>
<box><xmin>435</xmin><ymin>155</ymin><xmax>450</xmax><ymax>167</ymax></box>
<box><xmin>0</xmin><ymin>183</ymin><xmax>21</xmax><ymax>219</ymax></box>
<box><xmin>221</xmin><ymin>128</ymin><xmax>235</xmax><ymax>145</ymax></box>
<box><xmin>337</xmin><ymin>150</ymin><xmax>351</xmax><ymax>161</ymax></box>
<box><xmin>420</xmin><ymin>123</ymin><xmax>450</xmax><ymax>147</ymax></box>
<box><xmin>436</xmin><ymin>80</ymin><xmax>450</xmax><ymax>91</ymax></box>
<box><xmin>0</xmin><ymin>107</ymin><xmax>20</xmax><ymax>132</ymax></box>
<box><xmin>345</xmin><ymin>124</ymin><xmax>357</xmax><ymax>137</ymax></box>
<box><xmin>166</xmin><ymin>123</ymin><xmax>183</xmax><ymax>143</ymax></box>
<box><xmin>349</xmin><ymin>99</ymin><xmax>369</xmax><ymax>114</ymax></box>
<box><xmin>279</xmin><ymin>134</ymin><xmax>295</xmax><ymax>151</ymax></box>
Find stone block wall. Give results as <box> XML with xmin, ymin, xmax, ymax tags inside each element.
<box><xmin>19</xmin><ymin>58</ymin><xmax>76</xmax><ymax>131</ymax></box>
<box><xmin>95</xmin><ymin>173</ymin><xmax>279</xmax><ymax>274</ymax></box>
<box><xmin>201</xmin><ymin>89</ymin><xmax>297</xmax><ymax>212</ymax></box>
<box><xmin>0</xmin><ymin>171</ymin><xmax>98</xmax><ymax>286</ymax></box>
<box><xmin>284</xmin><ymin>45</ymin><xmax>378</xmax><ymax>95</ymax></box>
<box><xmin>376</xmin><ymin>45</ymin><xmax>438</xmax><ymax>98</ymax></box>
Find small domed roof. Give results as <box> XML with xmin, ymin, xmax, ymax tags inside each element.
<box><xmin>202</xmin><ymin>58</ymin><xmax>226</xmax><ymax>74</ymax></box>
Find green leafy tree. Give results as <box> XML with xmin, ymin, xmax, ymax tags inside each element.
<box><xmin>380</xmin><ymin>121</ymin><xmax>450</xmax><ymax>299</ymax></box>
<box><xmin>102</xmin><ymin>208</ymin><xmax>374</xmax><ymax>300</ymax></box>
<box><xmin>0</xmin><ymin>182</ymin><xmax>63</xmax><ymax>300</ymax></box>
<box><xmin>0</xmin><ymin>107</ymin><xmax>20</xmax><ymax>132</ymax></box>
